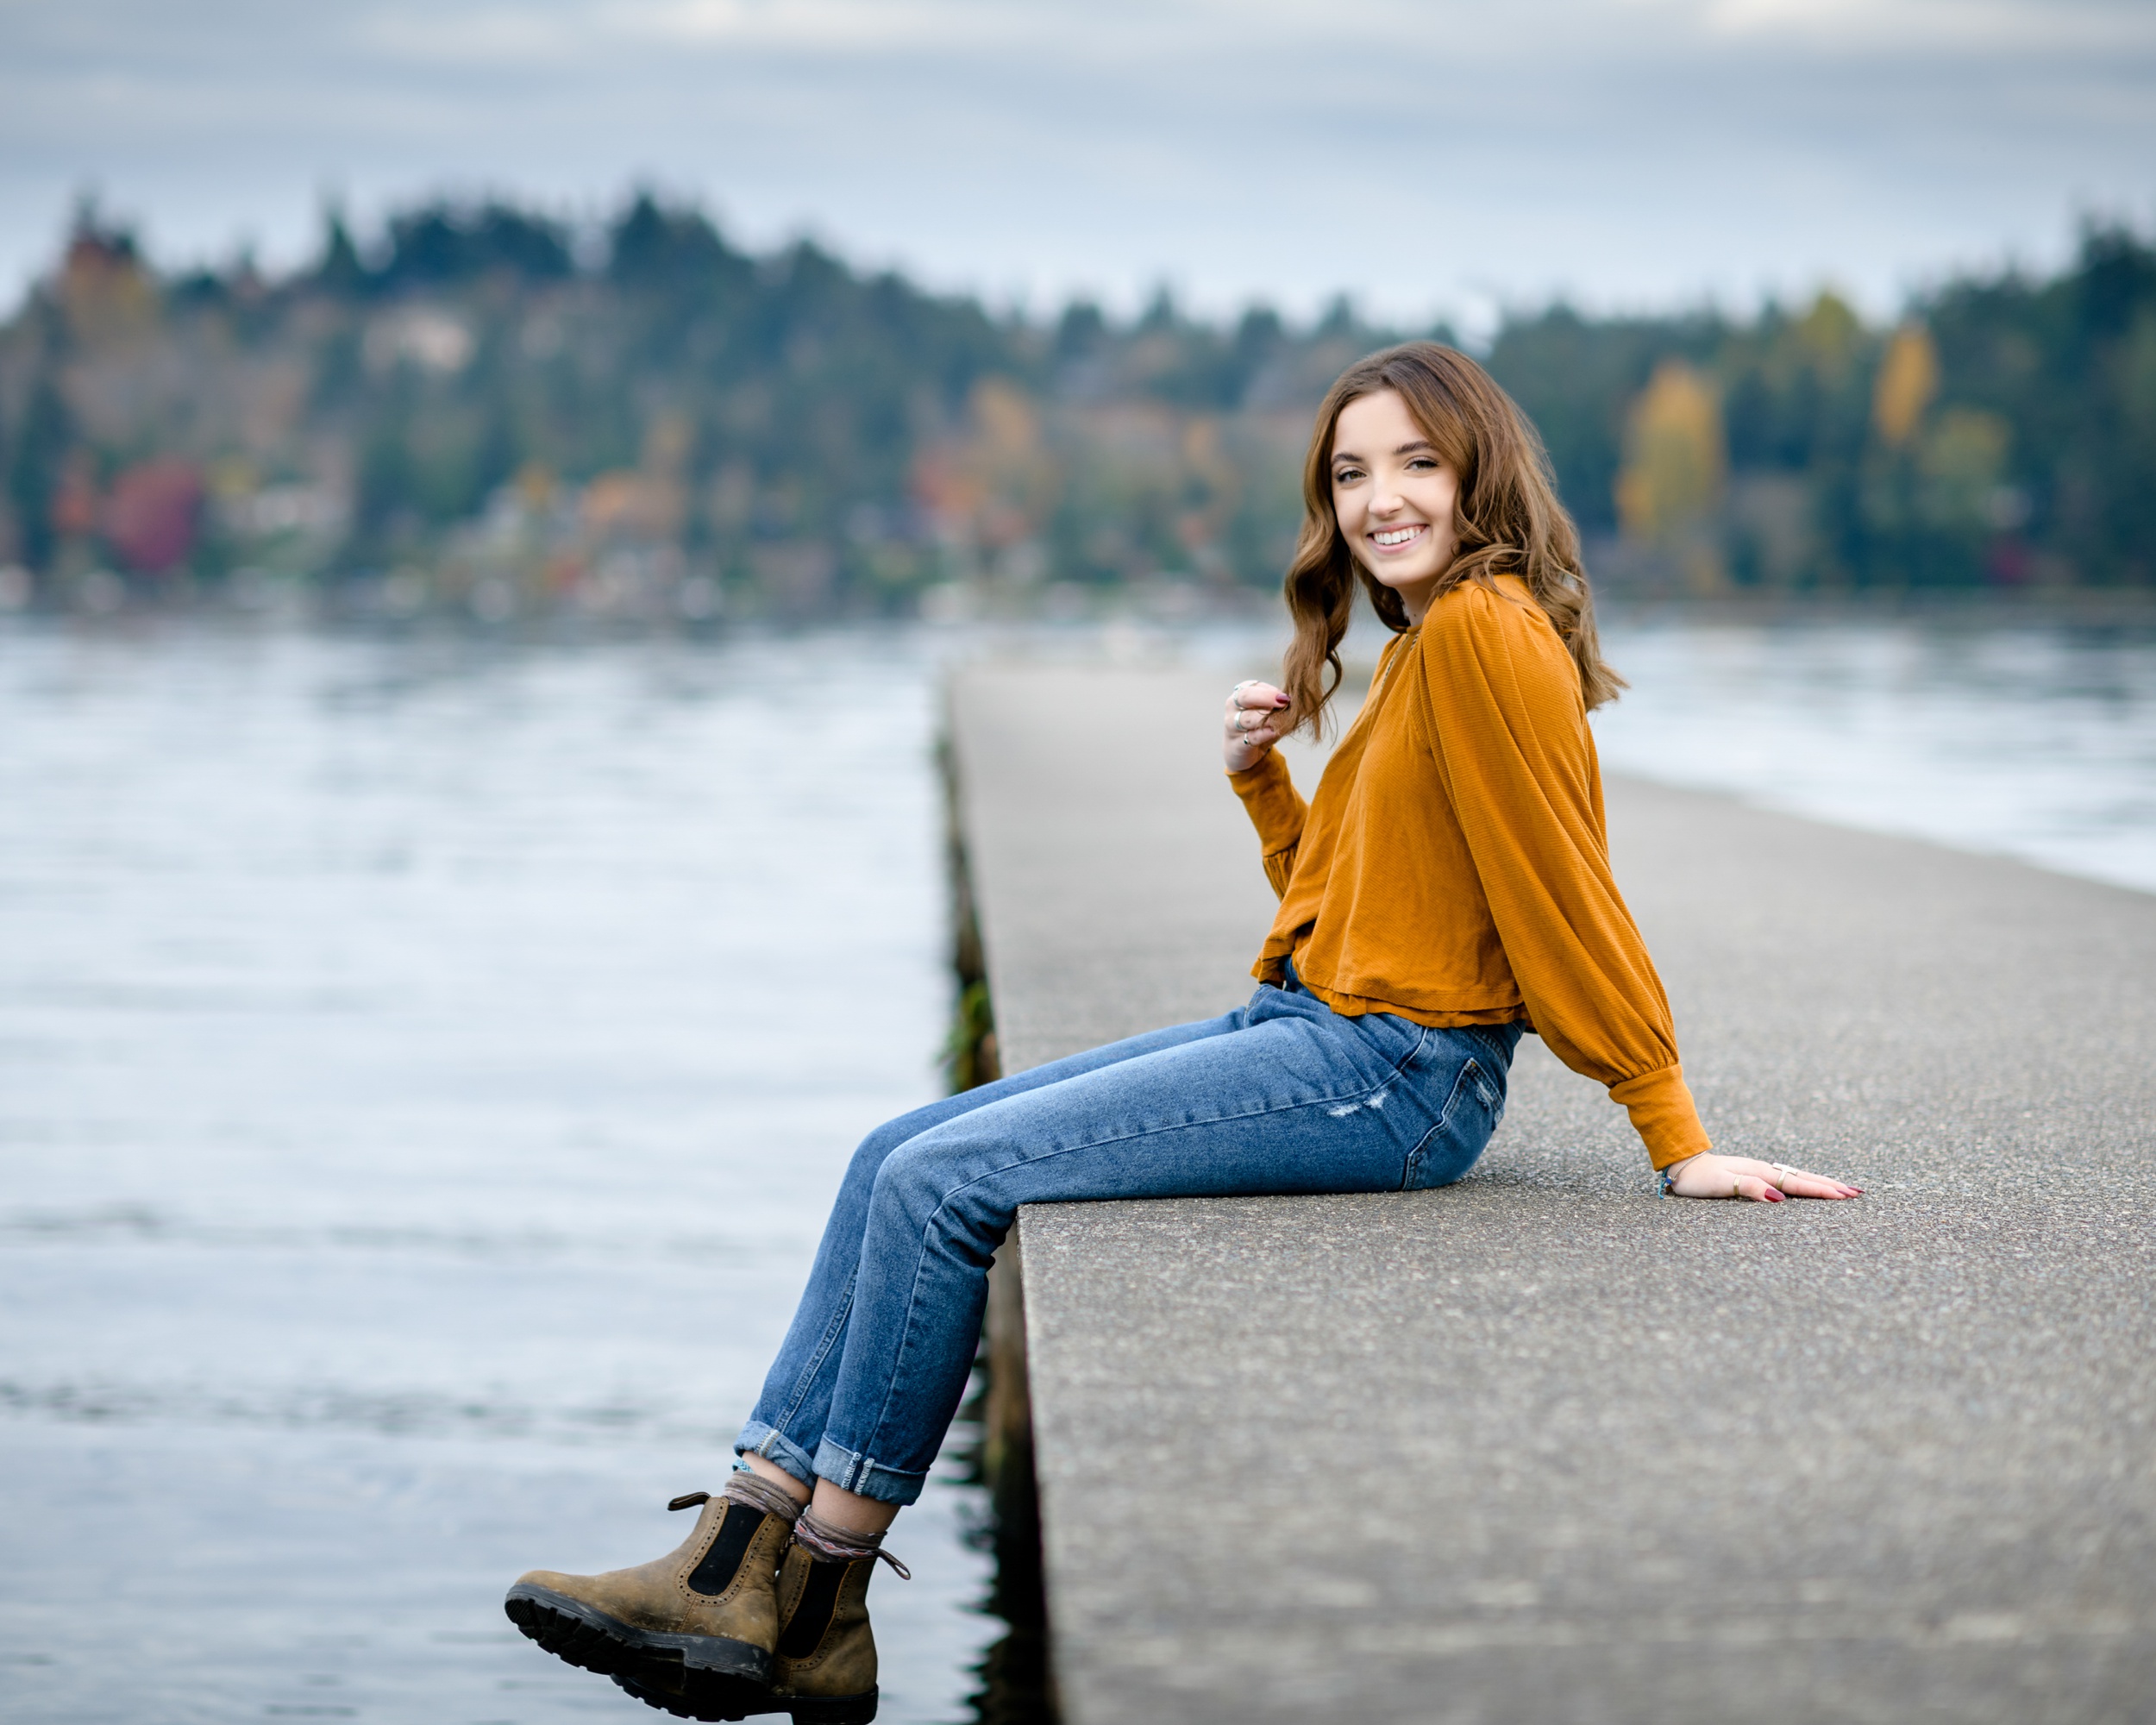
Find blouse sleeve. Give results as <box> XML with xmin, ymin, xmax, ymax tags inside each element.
<box><xmin>1226</xmin><ymin>749</ymin><xmax>1307</xmax><ymax>900</ymax></box>
<box><xmin>1419</xmin><ymin>586</ymin><xmax>1712</xmax><ymax>1169</ymax></box>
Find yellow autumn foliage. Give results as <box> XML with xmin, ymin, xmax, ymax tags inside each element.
<box><xmin>1874</xmin><ymin>324</ymin><xmax>1940</xmax><ymax>448</ymax></box>
<box><xmin>1615</xmin><ymin>360</ymin><xmax>1726</xmax><ymax>541</ymax></box>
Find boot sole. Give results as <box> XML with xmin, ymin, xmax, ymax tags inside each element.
<box><xmin>612</xmin><ymin>1667</ymin><xmax>878</xmax><ymax>1724</ymax></box>
<box><xmin>504</xmin><ymin>1582</ymin><xmax>772</xmax><ymax>1707</ymax></box>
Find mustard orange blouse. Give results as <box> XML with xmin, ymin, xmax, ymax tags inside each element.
<box><xmin>1228</xmin><ymin>574</ymin><xmax>1710</xmax><ymax>1170</ymax></box>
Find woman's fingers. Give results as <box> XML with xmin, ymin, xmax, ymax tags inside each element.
<box><xmin>1782</xmin><ymin>1171</ymin><xmax>1864</xmax><ymax>1200</ymax></box>
<box><xmin>1223</xmin><ymin>681</ymin><xmax>1292</xmax><ymax>769</ymax></box>
<box><xmin>1754</xmin><ymin>1159</ymin><xmax>1863</xmax><ymax>1199</ymax></box>
<box><xmin>1224</xmin><ymin>683</ymin><xmax>1288</xmax><ymax>756</ymax></box>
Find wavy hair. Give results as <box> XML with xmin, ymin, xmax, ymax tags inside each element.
<box><xmin>1279</xmin><ymin>342</ymin><xmax>1623</xmax><ymax>737</ymax></box>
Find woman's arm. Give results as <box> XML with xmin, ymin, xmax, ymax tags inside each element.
<box><xmin>1420</xmin><ymin>587</ymin><xmax>1857</xmax><ymax>1201</ymax></box>
<box><xmin>1223</xmin><ymin>681</ymin><xmax>1304</xmax><ymax>899</ymax></box>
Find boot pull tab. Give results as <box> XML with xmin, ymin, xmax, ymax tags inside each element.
<box><xmin>667</xmin><ymin>1492</ymin><xmax>711</xmax><ymax>1512</ymax></box>
<box><xmin>874</xmin><ymin>1548</ymin><xmax>912</xmax><ymax>1581</ymax></box>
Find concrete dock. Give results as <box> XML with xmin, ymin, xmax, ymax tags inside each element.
<box><xmin>949</xmin><ymin>662</ymin><xmax>2155</xmax><ymax>1725</ymax></box>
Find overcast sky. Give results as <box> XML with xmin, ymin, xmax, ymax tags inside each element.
<box><xmin>3</xmin><ymin>0</ymin><xmax>2153</xmax><ymax>329</ymax></box>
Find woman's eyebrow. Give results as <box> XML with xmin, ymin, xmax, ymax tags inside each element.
<box><xmin>1332</xmin><ymin>438</ymin><xmax>1434</xmax><ymax>466</ymax></box>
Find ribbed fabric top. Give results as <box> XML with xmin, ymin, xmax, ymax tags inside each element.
<box><xmin>1229</xmin><ymin>574</ymin><xmax>1710</xmax><ymax>1170</ymax></box>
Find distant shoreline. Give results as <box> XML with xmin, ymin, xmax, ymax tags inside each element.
<box><xmin>3</xmin><ymin>572</ymin><xmax>2153</xmax><ymax>635</ymax></box>
<box><xmin>1595</xmin><ymin>586</ymin><xmax>2156</xmax><ymax>631</ymax></box>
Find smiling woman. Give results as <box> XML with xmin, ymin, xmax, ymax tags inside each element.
<box><xmin>1275</xmin><ymin>342</ymin><xmax>1620</xmax><ymax>727</ymax></box>
<box><xmin>1330</xmin><ymin>390</ymin><xmax>1464</xmax><ymax>613</ymax></box>
<box><xmin>1234</xmin><ymin>341</ymin><xmax>1857</xmax><ymax>1200</ymax></box>
<box><xmin>503</xmin><ymin>342</ymin><xmax>1858</xmax><ymax>1725</ymax></box>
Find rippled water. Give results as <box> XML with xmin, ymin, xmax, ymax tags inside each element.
<box><xmin>0</xmin><ymin>623</ymin><xmax>991</xmax><ymax>1725</ymax></box>
<box><xmin>1592</xmin><ymin>618</ymin><xmax>2156</xmax><ymax>895</ymax></box>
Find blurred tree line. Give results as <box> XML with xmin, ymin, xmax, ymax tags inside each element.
<box><xmin>0</xmin><ymin>191</ymin><xmax>2150</xmax><ymax>619</ymax></box>
<box><xmin>1495</xmin><ymin>231</ymin><xmax>2156</xmax><ymax>598</ymax></box>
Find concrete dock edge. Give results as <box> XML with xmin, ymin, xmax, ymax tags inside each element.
<box><xmin>948</xmin><ymin>661</ymin><xmax>2156</xmax><ymax>1725</ymax></box>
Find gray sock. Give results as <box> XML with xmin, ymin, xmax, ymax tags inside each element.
<box><xmin>722</xmin><ymin>1467</ymin><xmax>806</xmax><ymax>1525</ymax></box>
<box><xmin>793</xmin><ymin>1508</ymin><xmax>910</xmax><ymax>1578</ymax></box>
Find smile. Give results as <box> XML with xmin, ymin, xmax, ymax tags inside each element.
<box><xmin>1369</xmin><ymin>524</ymin><xmax>1426</xmax><ymax>549</ymax></box>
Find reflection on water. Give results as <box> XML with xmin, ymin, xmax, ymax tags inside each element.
<box><xmin>0</xmin><ymin>623</ymin><xmax>992</xmax><ymax>1725</ymax></box>
<box><xmin>1594</xmin><ymin>618</ymin><xmax>2156</xmax><ymax>895</ymax></box>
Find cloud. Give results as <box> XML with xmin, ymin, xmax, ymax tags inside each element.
<box><xmin>1</xmin><ymin>0</ymin><xmax>2150</xmax><ymax>321</ymax></box>
<box><xmin>355</xmin><ymin>9</ymin><xmax>592</xmax><ymax>67</ymax></box>
<box><xmin>1635</xmin><ymin>0</ymin><xmax>2156</xmax><ymax>51</ymax></box>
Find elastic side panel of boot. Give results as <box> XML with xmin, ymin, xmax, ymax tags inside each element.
<box><xmin>686</xmin><ymin>1504</ymin><xmax>764</xmax><ymax>1597</ymax></box>
<box><xmin>775</xmin><ymin>1559</ymin><xmax>849</xmax><ymax>1659</ymax></box>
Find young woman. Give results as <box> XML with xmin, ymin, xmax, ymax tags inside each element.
<box><xmin>505</xmin><ymin>342</ymin><xmax>1861</xmax><ymax>1724</ymax></box>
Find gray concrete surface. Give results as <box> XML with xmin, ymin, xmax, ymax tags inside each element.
<box><xmin>948</xmin><ymin>662</ymin><xmax>2156</xmax><ymax>1725</ymax></box>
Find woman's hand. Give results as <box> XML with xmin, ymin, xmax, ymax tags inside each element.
<box><xmin>1224</xmin><ymin>680</ymin><xmax>1291</xmax><ymax>773</ymax></box>
<box><xmin>1661</xmin><ymin>1151</ymin><xmax>1863</xmax><ymax>1203</ymax></box>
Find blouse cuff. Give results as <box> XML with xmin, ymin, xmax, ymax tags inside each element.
<box><xmin>1609</xmin><ymin>1066</ymin><xmax>1713</xmax><ymax>1170</ymax></box>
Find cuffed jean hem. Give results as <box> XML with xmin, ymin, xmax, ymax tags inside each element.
<box><xmin>733</xmin><ymin>1421</ymin><xmax>817</xmax><ymax>1490</ymax></box>
<box><xmin>812</xmin><ymin>1438</ymin><xmax>928</xmax><ymax>1508</ymax></box>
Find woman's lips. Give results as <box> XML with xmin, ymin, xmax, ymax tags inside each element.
<box><xmin>1368</xmin><ymin>523</ymin><xmax>1428</xmax><ymax>553</ymax></box>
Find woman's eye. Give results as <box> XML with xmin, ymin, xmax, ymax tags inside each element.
<box><xmin>1333</xmin><ymin>467</ymin><xmax>1363</xmax><ymax>485</ymax></box>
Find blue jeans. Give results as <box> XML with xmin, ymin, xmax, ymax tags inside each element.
<box><xmin>735</xmin><ymin>974</ymin><xmax>1521</xmax><ymax>1505</ymax></box>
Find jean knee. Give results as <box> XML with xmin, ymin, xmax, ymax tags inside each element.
<box><xmin>845</xmin><ymin>1107</ymin><xmax>936</xmax><ymax>1193</ymax></box>
<box><xmin>870</xmin><ymin>1135</ymin><xmax>1002</xmax><ymax>1259</ymax></box>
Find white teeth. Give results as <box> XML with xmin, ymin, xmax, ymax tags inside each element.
<box><xmin>1373</xmin><ymin>526</ymin><xmax>1422</xmax><ymax>547</ymax></box>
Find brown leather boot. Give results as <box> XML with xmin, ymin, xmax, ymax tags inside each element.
<box><xmin>766</xmin><ymin>1527</ymin><xmax>908</xmax><ymax>1725</ymax></box>
<box><xmin>504</xmin><ymin>1482</ymin><xmax>798</xmax><ymax>1716</ymax></box>
<box><xmin>611</xmin><ymin>1521</ymin><xmax>906</xmax><ymax>1725</ymax></box>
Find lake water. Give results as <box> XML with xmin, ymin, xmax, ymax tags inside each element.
<box><xmin>3</xmin><ymin>609</ymin><xmax>2152</xmax><ymax>1725</ymax></box>
<box><xmin>1592</xmin><ymin>616</ymin><xmax>2156</xmax><ymax>897</ymax></box>
<box><xmin>0</xmin><ymin>624</ymin><xmax>989</xmax><ymax>1725</ymax></box>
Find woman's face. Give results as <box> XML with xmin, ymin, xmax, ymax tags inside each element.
<box><xmin>1330</xmin><ymin>388</ymin><xmax>1461</xmax><ymax>622</ymax></box>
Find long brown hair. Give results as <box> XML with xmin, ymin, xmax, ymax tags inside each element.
<box><xmin>1279</xmin><ymin>342</ymin><xmax>1623</xmax><ymax>737</ymax></box>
